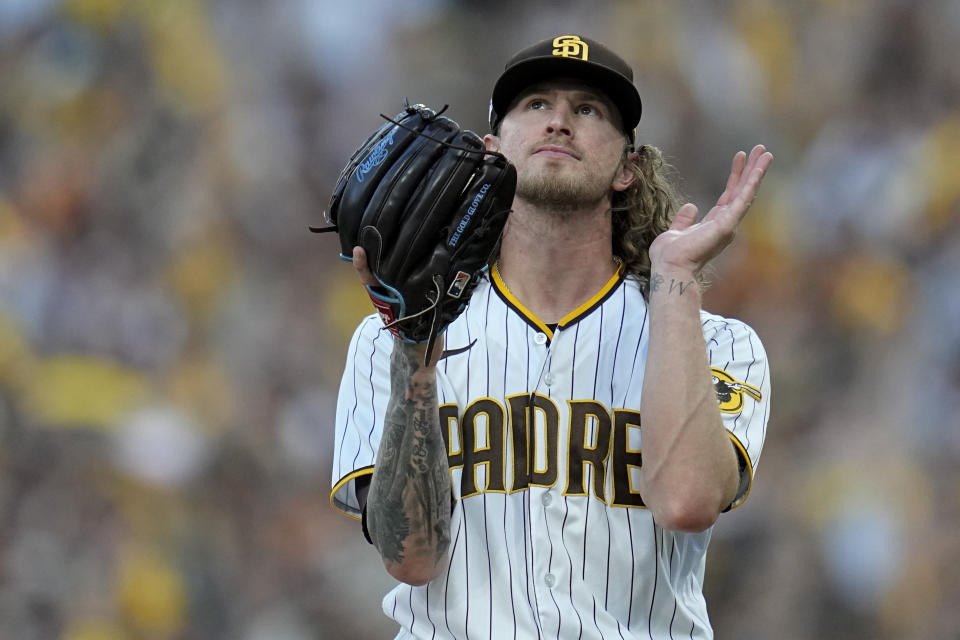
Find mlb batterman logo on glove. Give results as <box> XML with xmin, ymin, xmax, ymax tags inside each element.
<box><xmin>311</xmin><ymin>102</ymin><xmax>517</xmax><ymax>365</ymax></box>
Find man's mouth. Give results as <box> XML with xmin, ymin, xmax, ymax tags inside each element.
<box><xmin>533</xmin><ymin>144</ymin><xmax>580</xmax><ymax>160</ymax></box>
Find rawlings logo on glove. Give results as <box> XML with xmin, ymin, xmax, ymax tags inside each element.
<box><xmin>354</xmin><ymin>129</ymin><xmax>397</xmax><ymax>183</ymax></box>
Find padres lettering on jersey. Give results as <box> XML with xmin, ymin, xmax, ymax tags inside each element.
<box><xmin>445</xmin><ymin>396</ymin><xmax>648</xmax><ymax>506</ymax></box>
<box><xmin>331</xmin><ymin>264</ymin><xmax>770</xmax><ymax>640</ymax></box>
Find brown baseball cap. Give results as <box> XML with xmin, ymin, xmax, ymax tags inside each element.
<box><xmin>488</xmin><ymin>34</ymin><xmax>642</xmax><ymax>140</ymax></box>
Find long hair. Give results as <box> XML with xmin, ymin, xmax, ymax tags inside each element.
<box><xmin>611</xmin><ymin>144</ymin><xmax>690</xmax><ymax>296</ymax></box>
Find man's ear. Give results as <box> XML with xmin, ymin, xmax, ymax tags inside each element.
<box><xmin>483</xmin><ymin>133</ymin><xmax>500</xmax><ymax>153</ymax></box>
<box><xmin>612</xmin><ymin>150</ymin><xmax>640</xmax><ymax>192</ymax></box>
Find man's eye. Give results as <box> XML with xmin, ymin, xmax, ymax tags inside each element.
<box><xmin>528</xmin><ymin>99</ymin><xmax>547</xmax><ymax>110</ymax></box>
<box><xmin>578</xmin><ymin>104</ymin><xmax>597</xmax><ymax>116</ymax></box>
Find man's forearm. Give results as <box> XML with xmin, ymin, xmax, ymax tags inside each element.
<box><xmin>366</xmin><ymin>341</ymin><xmax>452</xmax><ymax>585</ymax></box>
<box><xmin>639</xmin><ymin>267</ymin><xmax>739</xmax><ymax>532</ymax></box>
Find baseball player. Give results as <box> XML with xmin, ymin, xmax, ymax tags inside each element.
<box><xmin>330</xmin><ymin>34</ymin><xmax>772</xmax><ymax>639</ymax></box>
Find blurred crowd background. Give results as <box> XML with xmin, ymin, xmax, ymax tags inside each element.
<box><xmin>1</xmin><ymin>0</ymin><xmax>958</xmax><ymax>638</ymax></box>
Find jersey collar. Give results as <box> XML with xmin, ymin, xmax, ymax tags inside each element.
<box><xmin>491</xmin><ymin>261</ymin><xmax>626</xmax><ymax>340</ymax></box>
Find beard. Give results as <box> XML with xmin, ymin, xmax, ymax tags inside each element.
<box><xmin>514</xmin><ymin>158</ymin><xmax>619</xmax><ymax>214</ymax></box>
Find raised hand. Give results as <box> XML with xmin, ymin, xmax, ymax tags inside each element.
<box><xmin>648</xmin><ymin>145</ymin><xmax>773</xmax><ymax>276</ymax></box>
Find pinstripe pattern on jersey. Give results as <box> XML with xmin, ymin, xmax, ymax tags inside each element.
<box><xmin>331</xmin><ymin>273</ymin><xmax>770</xmax><ymax>640</ymax></box>
<box><xmin>330</xmin><ymin>315</ymin><xmax>394</xmax><ymax>519</ymax></box>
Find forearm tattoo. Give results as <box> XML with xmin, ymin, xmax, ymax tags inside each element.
<box><xmin>650</xmin><ymin>271</ymin><xmax>695</xmax><ymax>297</ymax></box>
<box><xmin>367</xmin><ymin>343</ymin><xmax>451</xmax><ymax>567</ymax></box>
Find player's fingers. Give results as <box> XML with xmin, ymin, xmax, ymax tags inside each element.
<box><xmin>740</xmin><ymin>149</ymin><xmax>773</xmax><ymax>201</ymax></box>
<box><xmin>670</xmin><ymin>203</ymin><xmax>699</xmax><ymax>231</ymax></box>
<box><xmin>739</xmin><ymin>145</ymin><xmax>770</xmax><ymax>189</ymax></box>
<box><xmin>726</xmin><ymin>145</ymin><xmax>768</xmax><ymax>197</ymax></box>
<box><xmin>716</xmin><ymin>151</ymin><xmax>747</xmax><ymax>207</ymax></box>
<box><xmin>727</xmin><ymin>162</ymin><xmax>770</xmax><ymax>218</ymax></box>
<box><xmin>755</xmin><ymin>148</ymin><xmax>774</xmax><ymax>174</ymax></box>
<box><xmin>352</xmin><ymin>246</ymin><xmax>379</xmax><ymax>287</ymax></box>
<box><xmin>729</xmin><ymin>150</ymin><xmax>748</xmax><ymax>187</ymax></box>
<box><xmin>721</xmin><ymin>147</ymin><xmax>772</xmax><ymax>217</ymax></box>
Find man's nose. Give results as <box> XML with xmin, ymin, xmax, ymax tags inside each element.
<box><xmin>544</xmin><ymin>106</ymin><xmax>573</xmax><ymax>137</ymax></box>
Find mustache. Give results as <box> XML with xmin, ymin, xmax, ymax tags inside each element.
<box><xmin>530</xmin><ymin>139</ymin><xmax>582</xmax><ymax>159</ymax></box>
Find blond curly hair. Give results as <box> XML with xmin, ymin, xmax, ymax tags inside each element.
<box><xmin>611</xmin><ymin>144</ymin><xmax>688</xmax><ymax>295</ymax></box>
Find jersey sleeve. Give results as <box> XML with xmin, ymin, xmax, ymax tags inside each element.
<box><xmin>330</xmin><ymin>314</ymin><xmax>395</xmax><ymax>520</ymax></box>
<box><xmin>701</xmin><ymin>312</ymin><xmax>771</xmax><ymax>510</ymax></box>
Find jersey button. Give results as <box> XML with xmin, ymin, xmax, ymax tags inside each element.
<box><xmin>544</xmin><ymin>573</ymin><xmax>556</xmax><ymax>588</ymax></box>
<box><xmin>540</xmin><ymin>492</ymin><xmax>552</xmax><ymax>506</ymax></box>
<box><xmin>543</xmin><ymin>373</ymin><xmax>554</xmax><ymax>386</ymax></box>
<box><xmin>534</xmin><ymin>332</ymin><xmax>547</xmax><ymax>345</ymax></box>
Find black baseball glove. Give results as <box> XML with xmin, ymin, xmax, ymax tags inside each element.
<box><xmin>312</xmin><ymin>102</ymin><xmax>517</xmax><ymax>364</ymax></box>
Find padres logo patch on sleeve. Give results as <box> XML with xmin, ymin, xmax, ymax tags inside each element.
<box><xmin>711</xmin><ymin>368</ymin><xmax>762</xmax><ymax>413</ymax></box>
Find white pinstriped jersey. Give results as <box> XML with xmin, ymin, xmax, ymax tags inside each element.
<box><xmin>330</xmin><ymin>264</ymin><xmax>770</xmax><ymax>639</ymax></box>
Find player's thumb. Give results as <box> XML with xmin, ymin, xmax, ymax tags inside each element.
<box><xmin>352</xmin><ymin>247</ymin><xmax>378</xmax><ymax>287</ymax></box>
<box><xmin>670</xmin><ymin>203</ymin><xmax>698</xmax><ymax>231</ymax></box>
